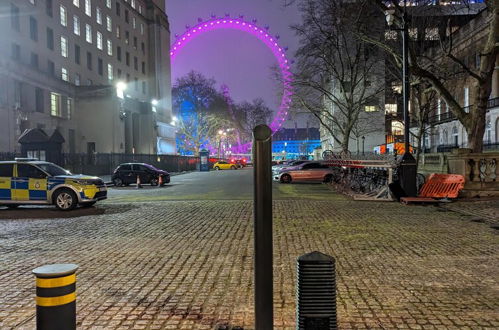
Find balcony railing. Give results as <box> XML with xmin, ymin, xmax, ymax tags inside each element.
<box><xmin>410</xmin><ymin>96</ymin><xmax>499</xmax><ymax>127</ymax></box>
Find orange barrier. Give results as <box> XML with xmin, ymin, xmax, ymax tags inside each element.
<box><xmin>419</xmin><ymin>174</ymin><xmax>465</xmax><ymax>199</ymax></box>
<box><xmin>401</xmin><ymin>173</ymin><xmax>465</xmax><ymax>204</ymax></box>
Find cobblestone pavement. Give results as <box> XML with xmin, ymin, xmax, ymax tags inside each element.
<box><xmin>440</xmin><ymin>200</ymin><xmax>499</xmax><ymax>225</ymax></box>
<box><xmin>1</xmin><ymin>196</ymin><xmax>498</xmax><ymax>329</ymax></box>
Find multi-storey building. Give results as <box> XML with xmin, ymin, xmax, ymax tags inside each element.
<box><xmin>409</xmin><ymin>7</ymin><xmax>499</xmax><ymax>152</ymax></box>
<box><xmin>0</xmin><ymin>0</ymin><xmax>175</xmax><ymax>157</ymax></box>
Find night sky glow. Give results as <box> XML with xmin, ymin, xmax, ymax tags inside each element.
<box><xmin>170</xmin><ymin>15</ymin><xmax>293</xmax><ymax>134</ymax></box>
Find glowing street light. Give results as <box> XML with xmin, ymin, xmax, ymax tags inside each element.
<box><xmin>151</xmin><ymin>99</ymin><xmax>159</xmax><ymax>106</ymax></box>
<box><xmin>116</xmin><ymin>81</ymin><xmax>127</xmax><ymax>99</ymax></box>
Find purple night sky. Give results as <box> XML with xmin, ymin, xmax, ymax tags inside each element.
<box><xmin>166</xmin><ymin>0</ymin><xmax>300</xmax><ymax>114</ymax></box>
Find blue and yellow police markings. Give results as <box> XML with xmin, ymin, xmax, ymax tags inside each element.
<box><xmin>10</xmin><ymin>178</ymin><xmax>48</xmax><ymax>201</ymax></box>
<box><xmin>0</xmin><ymin>177</ymin><xmax>11</xmax><ymax>200</ymax></box>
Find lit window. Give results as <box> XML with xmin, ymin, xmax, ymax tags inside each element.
<box><xmin>106</xmin><ymin>0</ymin><xmax>111</xmax><ymax>9</ymax></box>
<box><xmin>61</xmin><ymin>68</ymin><xmax>69</xmax><ymax>81</ymax></box>
<box><xmin>29</xmin><ymin>0</ymin><xmax>35</xmax><ymax>4</ymax></box>
<box><xmin>60</xmin><ymin>5</ymin><xmax>67</xmax><ymax>26</ymax></box>
<box><xmin>73</xmin><ymin>15</ymin><xmax>80</xmax><ymax>35</ymax></box>
<box><xmin>385</xmin><ymin>104</ymin><xmax>397</xmax><ymax>114</ymax></box>
<box><xmin>97</xmin><ymin>32</ymin><xmax>103</xmax><ymax>50</ymax></box>
<box><xmin>409</xmin><ymin>28</ymin><xmax>418</xmax><ymax>40</ymax></box>
<box><xmin>67</xmin><ymin>98</ymin><xmax>73</xmax><ymax>119</ymax></box>
<box><xmin>138</xmin><ymin>5</ymin><xmax>142</xmax><ymax>14</ymax></box>
<box><xmin>107</xmin><ymin>39</ymin><xmax>112</xmax><ymax>56</ymax></box>
<box><xmin>116</xmin><ymin>25</ymin><xmax>121</xmax><ymax>38</ymax></box>
<box><xmin>365</xmin><ymin>105</ymin><xmax>377</xmax><ymax>112</ymax></box>
<box><xmin>85</xmin><ymin>0</ymin><xmax>91</xmax><ymax>16</ymax></box>
<box><xmin>107</xmin><ymin>64</ymin><xmax>113</xmax><ymax>81</ymax></box>
<box><xmin>96</xmin><ymin>7</ymin><xmax>102</xmax><ymax>24</ymax></box>
<box><xmin>384</xmin><ymin>30</ymin><xmax>397</xmax><ymax>40</ymax></box>
<box><xmin>60</xmin><ymin>36</ymin><xmax>68</xmax><ymax>57</ymax></box>
<box><xmin>106</xmin><ymin>16</ymin><xmax>112</xmax><ymax>32</ymax></box>
<box><xmin>75</xmin><ymin>73</ymin><xmax>81</xmax><ymax>86</ymax></box>
<box><xmin>140</xmin><ymin>23</ymin><xmax>144</xmax><ymax>35</ymax></box>
<box><xmin>392</xmin><ymin>121</ymin><xmax>404</xmax><ymax>135</ymax></box>
<box><xmin>50</xmin><ymin>93</ymin><xmax>62</xmax><ymax>117</ymax></box>
<box><xmin>86</xmin><ymin>24</ymin><xmax>92</xmax><ymax>43</ymax></box>
<box><xmin>132</xmin><ymin>17</ymin><xmax>136</xmax><ymax>29</ymax></box>
<box><xmin>425</xmin><ymin>27</ymin><xmax>439</xmax><ymax>41</ymax></box>
<box><xmin>73</xmin><ymin>0</ymin><xmax>79</xmax><ymax>7</ymax></box>
<box><xmin>131</xmin><ymin>0</ymin><xmax>136</xmax><ymax>9</ymax></box>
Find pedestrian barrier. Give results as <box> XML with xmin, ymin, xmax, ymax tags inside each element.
<box><xmin>136</xmin><ymin>175</ymin><xmax>142</xmax><ymax>189</ymax></box>
<box><xmin>401</xmin><ymin>173</ymin><xmax>465</xmax><ymax>204</ymax></box>
<box><xmin>33</xmin><ymin>264</ymin><xmax>78</xmax><ymax>330</ymax></box>
<box><xmin>296</xmin><ymin>252</ymin><xmax>337</xmax><ymax>330</ymax></box>
<box><xmin>158</xmin><ymin>175</ymin><xmax>163</xmax><ymax>187</ymax></box>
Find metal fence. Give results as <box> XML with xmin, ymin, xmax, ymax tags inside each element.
<box><xmin>0</xmin><ymin>152</ymin><xmax>218</xmax><ymax>176</ymax></box>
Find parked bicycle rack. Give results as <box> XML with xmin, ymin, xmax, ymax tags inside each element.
<box><xmin>322</xmin><ymin>159</ymin><xmax>397</xmax><ymax>201</ymax></box>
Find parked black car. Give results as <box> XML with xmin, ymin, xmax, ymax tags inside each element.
<box><xmin>112</xmin><ymin>163</ymin><xmax>170</xmax><ymax>186</ymax></box>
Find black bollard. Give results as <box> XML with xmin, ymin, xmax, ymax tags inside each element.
<box><xmin>296</xmin><ymin>252</ymin><xmax>337</xmax><ymax>330</ymax></box>
<box><xmin>253</xmin><ymin>125</ymin><xmax>273</xmax><ymax>330</ymax></box>
<box><xmin>33</xmin><ymin>264</ymin><xmax>78</xmax><ymax>330</ymax></box>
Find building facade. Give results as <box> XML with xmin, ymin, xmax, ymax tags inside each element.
<box><xmin>272</xmin><ymin>127</ymin><xmax>321</xmax><ymax>160</ymax></box>
<box><xmin>409</xmin><ymin>8</ymin><xmax>499</xmax><ymax>153</ymax></box>
<box><xmin>0</xmin><ymin>0</ymin><xmax>175</xmax><ymax>157</ymax></box>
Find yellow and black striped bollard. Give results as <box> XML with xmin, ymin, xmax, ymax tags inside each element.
<box><xmin>33</xmin><ymin>264</ymin><xmax>78</xmax><ymax>330</ymax></box>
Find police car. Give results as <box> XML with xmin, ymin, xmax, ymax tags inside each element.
<box><xmin>0</xmin><ymin>159</ymin><xmax>107</xmax><ymax>211</ymax></box>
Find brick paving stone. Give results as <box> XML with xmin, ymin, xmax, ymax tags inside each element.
<box><xmin>0</xmin><ymin>199</ymin><xmax>498</xmax><ymax>329</ymax></box>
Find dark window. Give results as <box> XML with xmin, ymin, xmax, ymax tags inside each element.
<box><xmin>142</xmin><ymin>81</ymin><xmax>146</xmax><ymax>94</ymax></box>
<box><xmin>141</xmin><ymin>61</ymin><xmax>145</xmax><ymax>74</ymax></box>
<box><xmin>125</xmin><ymin>31</ymin><xmax>129</xmax><ymax>44</ymax></box>
<box><xmin>30</xmin><ymin>53</ymin><xmax>39</xmax><ymax>68</ymax></box>
<box><xmin>46</xmin><ymin>28</ymin><xmax>54</xmax><ymax>50</ymax></box>
<box><xmin>126</xmin><ymin>73</ymin><xmax>130</xmax><ymax>82</ymax></box>
<box><xmin>11</xmin><ymin>44</ymin><xmax>20</xmax><ymax>60</ymax></box>
<box><xmin>47</xmin><ymin>60</ymin><xmax>55</xmax><ymax>76</ymax></box>
<box><xmin>35</xmin><ymin>88</ymin><xmax>44</xmax><ymax>113</ymax></box>
<box><xmin>117</xmin><ymin>69</ymin><xmax>122</xmax><ymax>77</ymax></box>
<box><xmin>134</xmin><ymin>77</ymin><xmax>138</xmax><ymax>91</ymax></box>
<box><xmin>75</xmin><ymin>44</ymin><xmax>81</xmax><ymax>64</ymax></box>
<box><xmin>17</xmin><ymin>164</ymin><xmax>47</xmax><ymax>179</ymax></box>
<box><xmin>86</xmin><ymin>52</ymin><xmax>92</xmax><ymax>70</ymax></box>
<box><xmin>302</xmin><ymin>163</ymin><xmax>321</xmax><ymax>169</ymax></box>
<box><xmin>46</xmin><ymin>0</ymin><xmax>53</xmax><ymax>17</ymax></box>
<box><xmin>141</xmin><ymin>42</ymin><xmax>145</xmax><ymax>54</ymax></box>
<box><xmin>116</xmin><ymin>2</ymin><xmax>120</xmax><ymax>16</ymax></box>
<box><xmin>134</xmin><ymin>57</ymin><xmax>138</xmax><ymax>70</ymax></box>
<box><xmin>119</xmin><ymin>164</ymin><xmax>131</xmax><ymax>171</ymax></box>
<box><xmin>133</xmin><ymin>37</ymin><xmax>137</xmax><ymax>49</ymax></box>
<box><xmin>11</xmin><ymin>4</ymin><xmax>20</xmax><ymax>31</ymax></box>
<box><xmin>117</xmin><ymin>46</ymin><xmax>122</xmax><ymax>61</ymax></box>
<box><xmin>125</xmin><ymin>52</ymin><xmax>130</xmax><ymax>66</ymax></box>
<box><xmin>125</xmin><ymin>10</ymin><xmax>129</xmax><ymax>23</ymax></box>
<box><xmin>98</xmin><ymin>58</ymin><xmax>103</xmax><ymax>75</ymax></box>
<box><xmin>30</xmin><ymin>16</ymin><xmax>38</xmax><ymax>41</ymax></box>
<box><xmin>0</xmin><ymin>164</ymin><xmax>14</xmax><ymax>177</ymax></box>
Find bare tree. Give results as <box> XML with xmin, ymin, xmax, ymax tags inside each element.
<box><xmin>173</xmin><ymin>71</ymin><xmax>231</xmax><ymax>155</ymax></box>
<box><xmin>292</xmin><ymin>0</ymin><xmax>385</xmax><ymax>155</ymax></box>
<box><xmin>370</xmin><ymin>0</ymin><xmax>499</xmax><ymax>153</ymax></box>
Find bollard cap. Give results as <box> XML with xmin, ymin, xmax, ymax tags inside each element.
<box><xmin>253</xmin><ymin>125</ymin><xmax>272</xmax><ymax>142</ymax></box>
<box><xmin>298</xmin><ymin>251</ymin><xmax>334</xmax><ymax>263</ymax></box>
<box><xmin>33</xmin><ymin>264</ymin><xmax>78</xmax><ymax>278</ymax></box>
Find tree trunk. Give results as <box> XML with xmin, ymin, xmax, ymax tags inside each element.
<box><xmin>467</xmin><ymin>104</ymin><xmax>487</xmax><ymax>153</ymax></box>
<box><xmin>341</xmin><ymin>127</ymin><xmax>352</xmax><ymax>156</ymax></box>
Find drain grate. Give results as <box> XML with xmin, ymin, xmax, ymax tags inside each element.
<box><xmin>296</xmin><ymin>251</ymin><xmax>337</xmax><ymax>330</ymax></box>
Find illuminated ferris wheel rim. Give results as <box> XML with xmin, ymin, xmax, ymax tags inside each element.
<box><xmin>170</xmin><ymin>15</ymin><xmax>294</xmax><ymax>133</ymax></box>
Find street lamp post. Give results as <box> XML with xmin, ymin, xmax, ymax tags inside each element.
<box><xmin>386</xmin><ymin>2</ymin><xmax>417</xmax><ymax>197</ymax></box>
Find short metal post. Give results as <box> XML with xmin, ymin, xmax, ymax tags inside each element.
<box><xmin>296</xmin><ymin>252</ymin><xmax>336</xmax><ymax>330</ymax></box>
<box><xmin>33</xmin><ymin>264</ymin><xmax>78</xmax><ymax>330</ymax></box>
<box><xmin>253</xmin><ymin>125</ymin><xmax>273</xmax><ymax>330</ymax></box>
